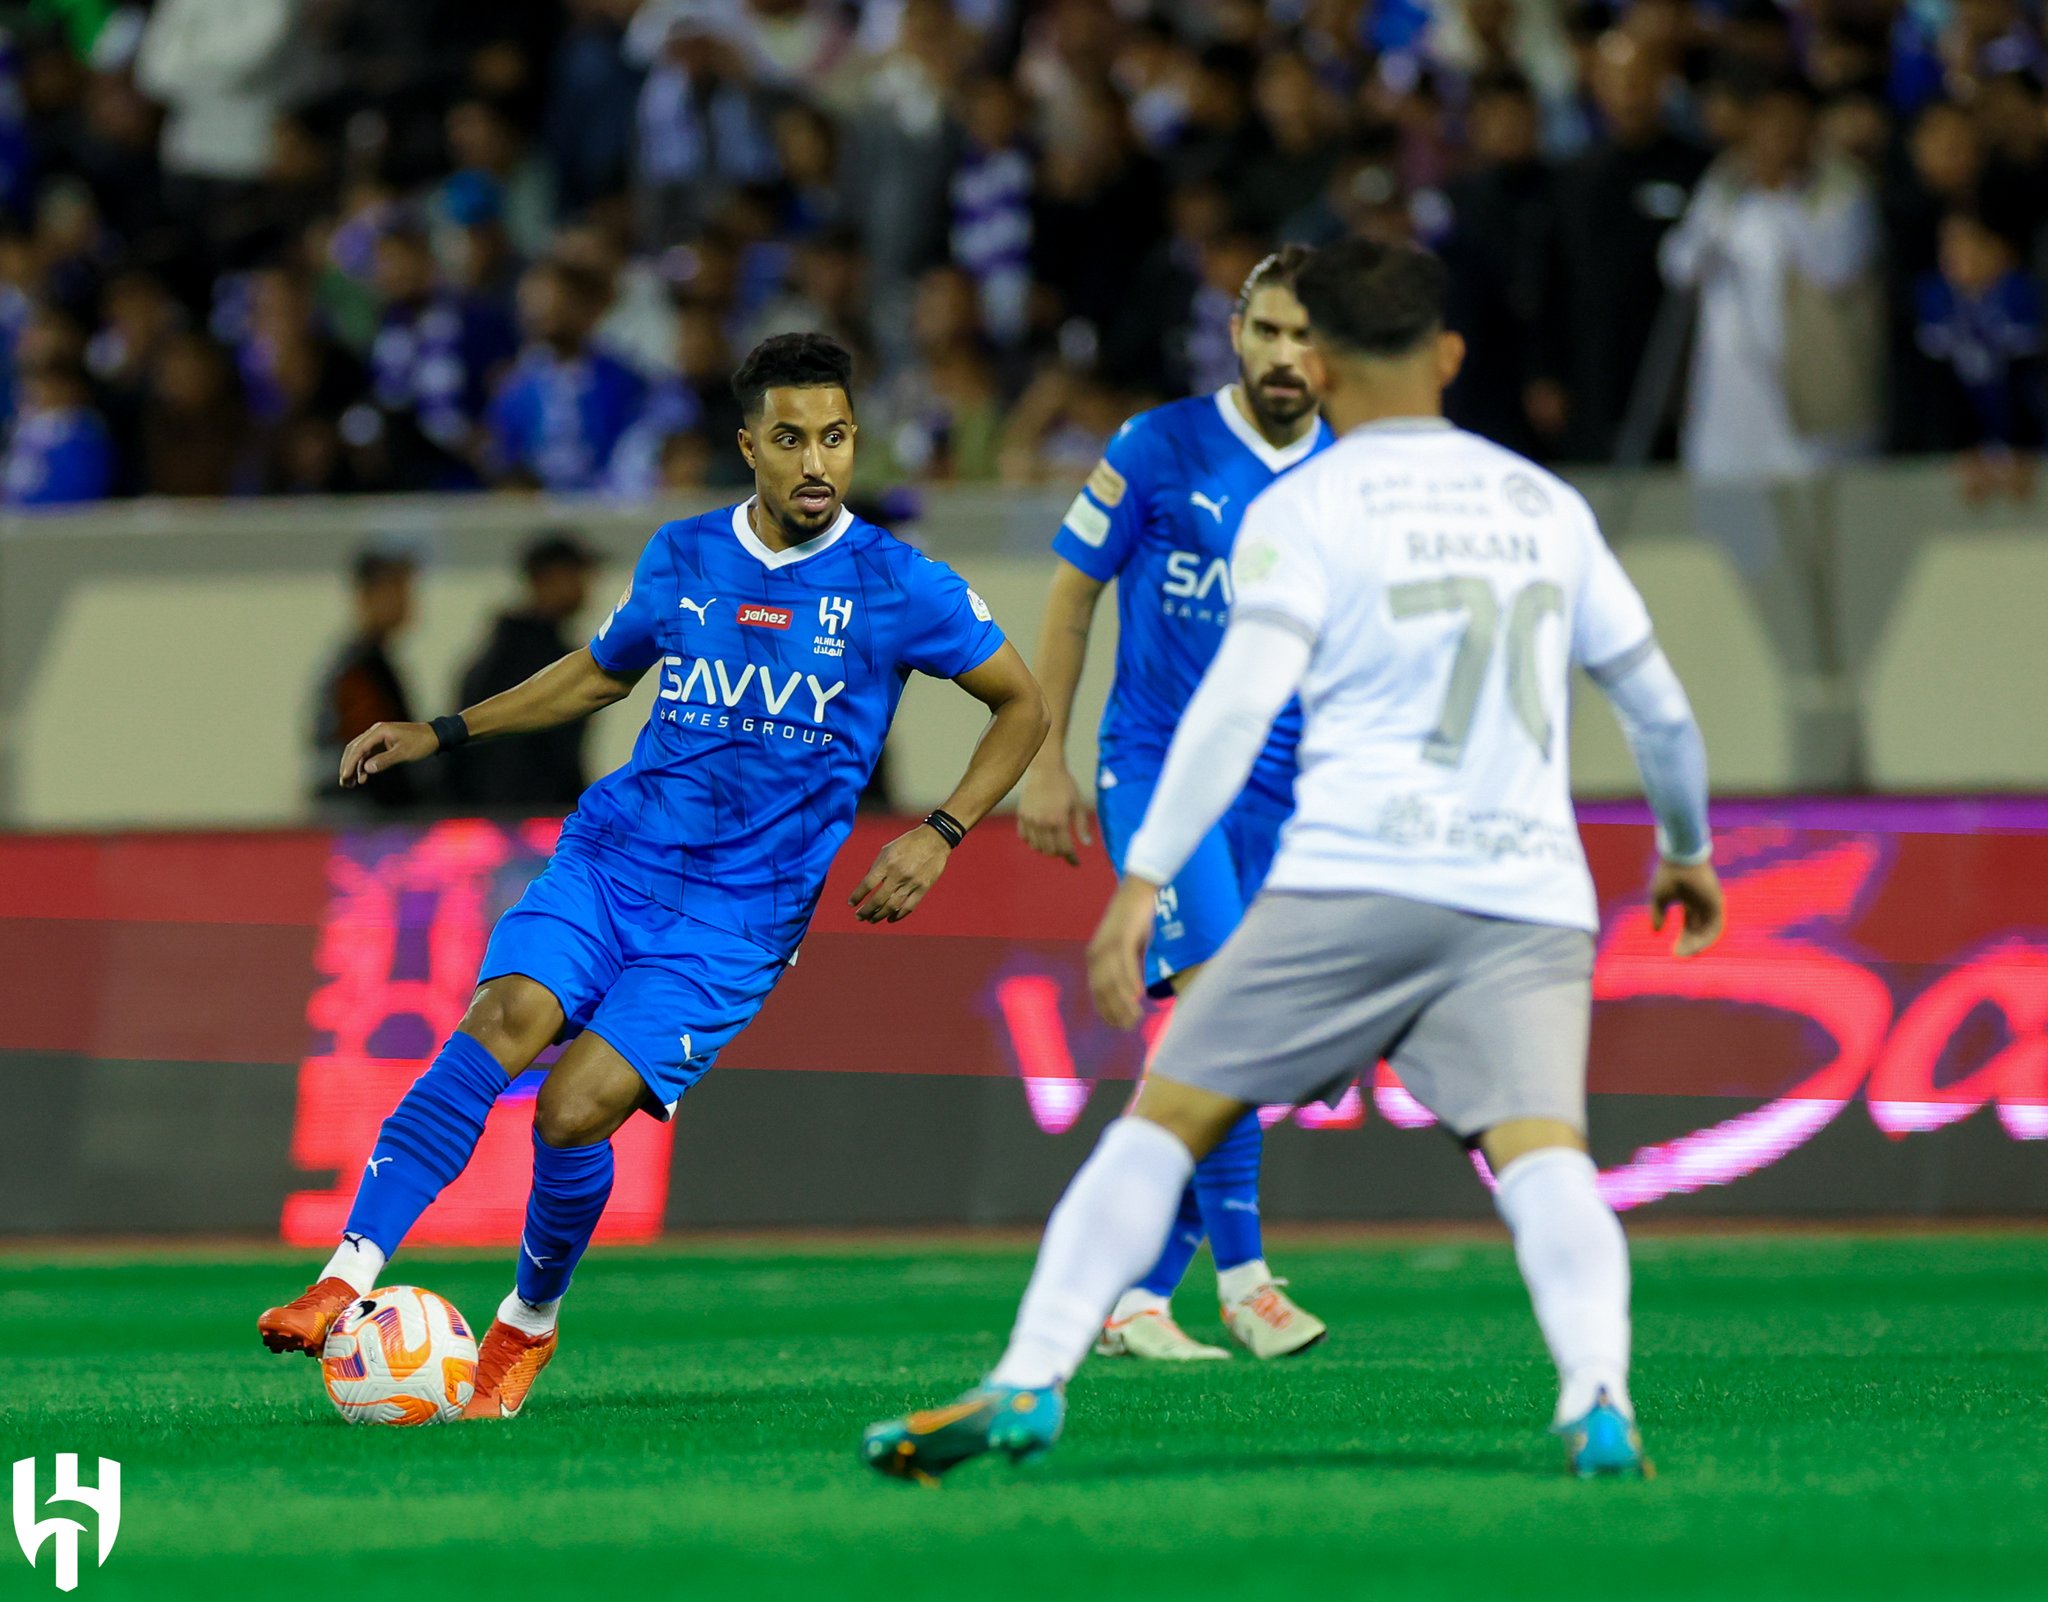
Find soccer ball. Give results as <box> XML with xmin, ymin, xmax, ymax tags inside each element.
<box><xmin>320</xmin><ymin>1286</ymin><xmax>478</xmax><ymax>1425</ymax></box>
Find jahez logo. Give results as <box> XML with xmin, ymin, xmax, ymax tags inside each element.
<box><xmin>737</xmin><ymin>604</ymin><xmax>792</xmax><ymax>630</ymax></box>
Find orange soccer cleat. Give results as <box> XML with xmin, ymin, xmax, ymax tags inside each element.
<box><xmin>461</xmin><ymin>1319</ymin><xmax>558</xmax><ymax>1419</ymax></box>
<box><xmin>258</xmin><ymin>1276</ymin><xmax>361</xmax><ymax>1356</ymax></box>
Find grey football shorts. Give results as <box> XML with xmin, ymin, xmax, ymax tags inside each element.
<box><xmin>1150</xmin><ymin>889</ymin><xmax>1596</xmax><ymax>1139</ymax></box>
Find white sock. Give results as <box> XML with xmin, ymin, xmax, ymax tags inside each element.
<box><xmin>1493</xmin><ymin>1147</ymin><xmax>1633</xmax><ymax>1425</ymax></box>
<box><xmin>321</xmin><ymin>1233</ymin><xmax>386</xmax><ymax>1297</ymax></box>
<box><xmin>1216</xmin><ymin>1258</ymin><xmax>1273</xmax><ymax>1305</ymax></box>
<box><xmin>497</xmin><ymin>1289</ymin><xmax>561</xmax><ymax>1338</ymax></box>
<box><xmin>1110</xmin><ymin>1288</ymin><xmax>1170</xmax><ymax>1322</ymax></box>
<box><xmin>990</xmin><ymin>1118</ymin><xmax>1196</xmax><ymax>1389</ymax></box>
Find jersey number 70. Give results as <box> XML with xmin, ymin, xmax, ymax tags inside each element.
<box><xmin>1389</xmin><ymin>578</ymin><xmax>1565</xmax><ymax>767</ymax></box>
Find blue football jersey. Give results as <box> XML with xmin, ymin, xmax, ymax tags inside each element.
<box><xmin>1050</xmin><ymin>388</ymin><xmax>1332</xmax><ymax>809</ymax></box>
<box><xmin>572</xmin><ymin>500</ymin><xmax>1005</xmax><ymax>957</ymax></box>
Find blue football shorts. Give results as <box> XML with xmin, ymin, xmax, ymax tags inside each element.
<box><xmin>1096</xmin><ymin>770</ymin><xmax>1293</xmax><ymax>998</ymax></box>
<box><xmin>478</xmin><ymin>849</ymin><xmax>788</xmax><ymax>1117</ymax></box>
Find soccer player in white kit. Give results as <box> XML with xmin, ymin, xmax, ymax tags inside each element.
<box><xmin>864</xmin><ymin>238</ymin><xmax>1725</xmax><ymax>1482</ymax></box>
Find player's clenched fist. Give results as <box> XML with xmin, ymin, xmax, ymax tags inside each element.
<box><xmin>1648</xmin><ymin>858</ymin><xmax>1725</xmax><ymax>957</ymax></box>
<box><xmin>847</xmin><ymin>826</ymin><xmax>952</xmax><ymax>923</ymax></box>
<box><xmin>340</xmin><ymin>721</ymin><xmax>439</xmax><ymax>788</ymax></box>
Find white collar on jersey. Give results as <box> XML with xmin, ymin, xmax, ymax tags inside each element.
<box><xmin>730</xmin><ymin>497</ymin><xmax>854</xmax><ymax>570</ymax></box>
<box><xmin>1212</xmin><ymin>386</ymin><xmax>1325</xmax><ymax>472</ymax></box>
<box><xmin>1350</xmin><ymin>416</ymin><xmax>1456</xmax><ymax>434</ymax></box>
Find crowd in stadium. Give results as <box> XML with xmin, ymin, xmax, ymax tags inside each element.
<box><xmin>1</xmin><ymin>0</ymin><xmax>2045</xmax><ymax>509</ymax></box>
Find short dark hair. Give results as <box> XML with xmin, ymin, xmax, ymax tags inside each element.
<box><xmin>730</xmin><ymin>332</ymin><xmax>855</xmax><ymax>420</ymax></box>
<box><xmin>1236</xmin><ymin>243</ymin><xmax>1314</xmax><ymax>315</ymax></box>
<box><xmin>1293</xmin><ymin>239</ymin><xmax>1449</xmax><ymax>359</ymax></box>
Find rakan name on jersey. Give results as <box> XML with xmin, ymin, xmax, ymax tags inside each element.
<box><xmin>1406</xmin><ymin>529</ymin><xmax>1545</xmax><ymax>566</ymax></box>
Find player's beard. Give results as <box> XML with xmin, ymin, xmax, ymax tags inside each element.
<box><xmin>782</xmin><ymin>480</ymin><xmax>839</xmax><ymax>534</ymax></box>
<box><xmin>1242</xmin><ymin>363</ymin><xmax>1317</xmax><ymax>433</ymax></box>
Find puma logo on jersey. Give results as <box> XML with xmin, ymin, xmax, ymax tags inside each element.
<box><xmin>1189</xmin><ymin>491</ymin><xmax>1231</xmax><ymax>522</ymax></box>
<box><xmin>365</xmin><ymin>1156</ymin><xmax>392</xmax><ymax>1177</ymax></box>
<box><xmin>679</xmin><ymin>597</ymin><xmax>718</xmax><ymax>624</ymax></box>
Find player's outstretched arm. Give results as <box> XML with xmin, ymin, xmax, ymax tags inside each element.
<box><xmin>1017</xmin><ymin>559</ymin><xmax>1107</xmax><ymax>865</ymax></box>
<box><xmin>339</xmin><ymin>648</ymin><xmax>640</xmax><ymax>788</ymax></box>
<box><xmin>847</xmin><ymin>641</ymin><xmax>1049</xmax><ymax>923</ymax></box>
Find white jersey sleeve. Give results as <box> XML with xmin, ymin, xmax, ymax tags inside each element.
<box><xmin>1565</xmin><ymin>499</ymin><xmax>1713</xmax><ymax>862</ymax></box>
<box><xmin>1569</xmin><ymin>507</ymin><xmax>1654</xmax><ymax>673</ymax></box>
<box><xmin>1123</xmin><ymin>616</ymin><xmax>1314</xmax><ymax>885</ymax></box>
<box><xmin>1595</xmin><ymin>644</ymin><xmax>1713</xmax><ymax>863</ymax></box>
<box><xmin>1228</xmin><ymin>477</ymin><xmax>1330</xmax><ymax>642</ymax></box>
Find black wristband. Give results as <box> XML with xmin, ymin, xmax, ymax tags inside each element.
<box><xmin>922</xmin><ymin>808</ymin><xmax>967</xmax><ymax>850</ymax></box>
<box><xmin>430</xmin><ymin>714</ymin><xmax>471</xmax><ymax>752</ymax></box>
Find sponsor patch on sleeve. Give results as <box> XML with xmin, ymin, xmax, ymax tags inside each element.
<box><xmin>966</xmin><ymin>587</ymin><xmax>993</xmax><ymax>623</ymax></box>
<box><xmin>1085</xmin><ymin>458</ymin><xmax>1127</xmax><ymax>507</ymax></box>
<box><xmin>1061</xmin><ymin>492</ymin><xmax>1111</xmax><ymax>548</ymax></box>
<box><xmin>1233</xmin><ymin>540</ymin><xmax>1280</xmax><ymax>586</ymax></box>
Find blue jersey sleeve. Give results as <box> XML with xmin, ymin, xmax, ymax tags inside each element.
<box><xmin>898</xmin><ymin>555</ymin><xmax>1006</xmax><ymax>680</ymax></box>
<box><xmin>1049</xmin><ymin>413</ymin><xmax>1155</xmax><ymax>582</ymax></box>
<box><xmin>588</xmin><ymin>529</ymin><xmax>673</xmax><ymax>674</ymax></box>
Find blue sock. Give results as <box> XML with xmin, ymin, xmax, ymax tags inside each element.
<box><xmin>515</xmin><ymin>1129</ymin><xmax>615</xmax><ymax>1306</ymax></box>
<box><xmin>1136</xmin><ymin>1183</ymin><xmax>1206</xmax><ymax>1297</ymax></box>
<box><xmin>343</xmin><ymin>1031</ymin><xmax>508</xmax><ymax>1256</ymax></box>
<box><xmin>1193</xmin><ymin>1111</ymin><xmax>1265</xmax><ymax>1272</ymax></box>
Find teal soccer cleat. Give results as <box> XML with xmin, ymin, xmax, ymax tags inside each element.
<box><xmin>862</xmin><ymin>1383</ymin><xmax>1064</xmax><ymax>1484</ymax></box>
<box><xmin>1557</xmin><ymin>1388</ymin><xmax>1653</xmax><ymax>1479</ymax></box>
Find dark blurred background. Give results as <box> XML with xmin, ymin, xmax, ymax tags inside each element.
<box><xmin>0</xmin><ymin>0</ymin><xmax>2042</xmax><ymax>512</ymax></box>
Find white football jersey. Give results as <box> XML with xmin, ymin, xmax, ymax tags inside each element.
<box><xmin>1229</xmin><ymin>418</ymin><xmax>1653</xmax><ymax>932</ymax></box>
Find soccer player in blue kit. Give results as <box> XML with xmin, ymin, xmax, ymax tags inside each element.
<box><xmin>1015</xmin><ymin>247</ymin><xmax>1331</xmax><ymax>1361</ymax></box>
<box><xmin>258</xmin><ymin>333</ymin><xmax>1048</xmax><ymax>1417</ymax></box>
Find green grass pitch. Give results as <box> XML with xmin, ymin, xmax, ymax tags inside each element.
<box><xmin>2</xmin><ymin>1233</ymin><xmax>2044</xmax><ymax>1601</ymax></box>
